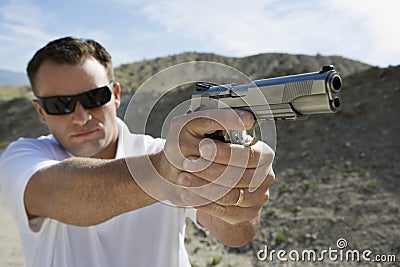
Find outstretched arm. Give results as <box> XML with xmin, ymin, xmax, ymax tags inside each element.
<box><xmin>25</xmin><ymin>155</ymin><xmax>160</xmax><ymax>226</ymax></box>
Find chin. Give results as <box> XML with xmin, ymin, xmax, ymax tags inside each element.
<box><xmin>67</xmin><ymin>145</ymin><xmax>103</xmax><ymax>158</ymax></box>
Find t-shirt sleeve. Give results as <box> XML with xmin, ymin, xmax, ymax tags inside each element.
<box><xmin>184</xmin><ymin>207</ymin><xmax>197</xmax><ymax>223</ymax></box>
<box><xmin>0</xmin><ymin>138</ymin><xmax>63</xmax><ymax>233</ymax></box>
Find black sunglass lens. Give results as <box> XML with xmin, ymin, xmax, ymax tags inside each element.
<box><xmin>46</xmin><ymin>97</ymin><xmax>76</xmax><ymax>114</ymax></box>
<box><xmin>80</xmin><ymin>87</ymin><xmax>112</xmax><ymax>109</ymax></box>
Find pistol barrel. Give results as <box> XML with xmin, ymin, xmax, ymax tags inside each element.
<box><xmin>250</xmin><ymin>65</ymin><xmax>342</xmax><ymax>119</ymax></box>
<box><xmin>190</xmin><ymin>65</ymin><xmax>342</xmax><ymax>144</ymax></box>
<box><xmin>191</xmin><ymin>65</ymin><xmax>342</xmax><ymax>121</ymax></box>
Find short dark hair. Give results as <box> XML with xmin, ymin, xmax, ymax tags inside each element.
<box><xmin>27</xmin><ymin>36</ymin><xmax>114</xmax><ymax>95</ymax></box>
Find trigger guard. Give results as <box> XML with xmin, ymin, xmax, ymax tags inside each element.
<box><xmin>249</xmin><ymin>121</ymin><xmax>261</xmax><ymax>146</ymax></box>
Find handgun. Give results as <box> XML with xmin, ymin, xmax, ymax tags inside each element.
<box><xmin>189</xmin><ymin>65</ymin><xmax>342</xmax><ymax>145</ymax></box>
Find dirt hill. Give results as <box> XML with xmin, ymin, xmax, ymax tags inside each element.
<box><xmin>115</xmin><ymin>52</ymin><xmax>370</xmax><ymax>92</ymax></box>
<box><xmin>0</xmin><ymin>53</ymin><xmax>398</xmax><ymax>266</ymax></box>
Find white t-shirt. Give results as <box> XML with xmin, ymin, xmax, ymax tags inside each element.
<box><xmin>0</xmin><ymin>118</ymin><xmax>196</xmax><ymax>267</ymax></box>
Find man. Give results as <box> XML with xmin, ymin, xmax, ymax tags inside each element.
<box><xmin>0</xmin><ymin>37</ymin><xmax>275</xmax><ymax>267</ymax></box>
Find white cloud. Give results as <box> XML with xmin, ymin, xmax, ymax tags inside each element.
<box><xmin>0</xmin><ymin>0</ymin><xmax>53</xmax><ymax>71</ymax></box>
<box><xmin>0</xmin><ymin>0</ymin><xmax>52</xmax><ymax>44</ymax></box>
<box><xmin>331</xmin><ymin>0</ymin><xmax>400</xmax><ymax>66</ymax></box>
<box><xmin>0</xmin><ymin>0</ymin><xmax>398</xmax><ymax>71</ymax></box>
<box><xmin>0</xmin><ymin>0</ymin><xmax>117</xmax><ymax>71</ymax></box>
<box><xmin>132</xmin><ymin>0</ymin><xmax>399</xmax><ymax>66</ymax></box>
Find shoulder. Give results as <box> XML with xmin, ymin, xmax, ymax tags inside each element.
<box><xmin>0</xmin><ymin>135</ymin><xmax>67</xmax><ymax>233</ymax></box>
<box><xmin>121</xmin><ymin>133</ymin><xmax>165</xmax><ymax>157</ymax></box>
<box><xmin>116</xmin><ymin>118</ymin><xmax>165</xmax><ymax>157</ymax></box>
<box><xmin>1</xmin><ymin>134</ymin><xmax>69</xmax><ymax>162</ymax></box>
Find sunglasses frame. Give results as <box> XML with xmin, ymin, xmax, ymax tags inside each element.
<box><xmin>36</xmin><ymin>82</ymin><xmax>115</xmax><ymax>115</ymax></box>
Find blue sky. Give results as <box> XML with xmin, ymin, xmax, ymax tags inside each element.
<box><xmin>0</xmin><ymin>0</ymin><xmax>399</xmax><ymax>73</ymax></box>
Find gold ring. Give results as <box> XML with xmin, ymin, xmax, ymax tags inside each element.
<box><xmin>234</xmin><ymin>189</ymin><xmax>245</xmax><ymax>206</ymax></box>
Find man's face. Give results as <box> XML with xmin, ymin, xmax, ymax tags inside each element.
<box><xmin>32</xmin><ymin>57</ymin><xmax>121</xmax><ymax>159</ymax></box>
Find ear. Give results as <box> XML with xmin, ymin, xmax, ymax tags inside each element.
<box><xmin>32</xmin><ymin>99</ymin><xmax>47</xmax><ymax>124</ymax></box>
<box><xmin>113</xmin><ymin>82</ymin><xmax>121</xmax><ymax>109</ymax></box>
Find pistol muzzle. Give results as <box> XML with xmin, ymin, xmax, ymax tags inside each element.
<box><xmin>328</xmin><ymin>74</ymin><xmax>342</xmax><ymax>93</ymax></box>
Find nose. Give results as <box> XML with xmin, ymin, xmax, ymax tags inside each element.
<box><xmin>72</xmin><ymin>102</ymin><xmax>92</xmax><ymax>126</ymax></box>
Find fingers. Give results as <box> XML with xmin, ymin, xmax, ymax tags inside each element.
<box><xmin>165</xmin><ymin>109</ymin><xmax>255</xmax><ymax>164</ymax></box>
<box><xmin>168</xmin><ymin>140</ymin><xmax>274</xmax><ymax>184</ymax></box>
<box><xmin>181</xmin><ymin>170</ymin><xmax>274</xmax><ymax>225</ymax></box>
<box><xmin>198</xmin><ymin>139</ymin><xmax>275</xmax><ymax>168</ymax></box>
<box><xmin>196</xmin><ymin>203</ymin><xmax>261</xmax><ymax>225</ymax></box>
<box><xmin>165</xmin><ymin>109</ymin><xmax>273</xmax><ymax>170</ymax></box>
<box><xmin>180</xmin><ymin>160</ymin><xmax>271</xmax><ymax>188</ymax></box>
<box><xmin>162</xmin><ymin>108</ymin><xmax>276</xmax><ymax>215</ymax></box>
<box><xmin>177</xmin><ymin>170</ymin><xmax>275</xmax><ymax>207</ymax></box>
<box><xmin>179</xmin><ymin>188</ymin><xmax>261</xmax><ymax>225</ymax></box>
<box><xmin>169</xmin><ymin>109</ymin><xmax>254</xmax><ymax>153</ymax></box>
<box><xmin>181</xmin><ymin>139</ymin><xmax>274</xmax><ymax>188</ymax></box>
<box><xmin>183</xmin><ymin>109</ymin><xmax>255</xmax><ymax>136</ymax></box>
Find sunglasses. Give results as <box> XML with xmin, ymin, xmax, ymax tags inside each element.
<box><xmin>36</xmin><ymin>82</ymin><xmax>115</xmax><ymax>115</ymax></box>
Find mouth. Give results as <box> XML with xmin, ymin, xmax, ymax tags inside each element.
<box><xmin>71</xmin><ymin>129</ymin><xmax>99</xmax><ymax>138</ymax></box>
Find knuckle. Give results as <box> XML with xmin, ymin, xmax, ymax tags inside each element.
<box><xmin>218</xmin><ymin>191</ymin><xmax>234</xmax><ymax>205</ymax></box>
<box><xmin>196</xmin><ymin>117</ymin><xmax>211</xmax><ymax>131</ymax></box>
<box><xmin>218</xmin><ymin>144</ymin><xmax>231</xmax><ymax>160</ymax></box>
<box><xmin>262</xmin><ymin>146</ymin><xmax>275</xmax><ymax>163</ymax></box>
<box><xmin>211</xmin><ymin>204</ymin><xmax>227</xmax><ymax>218</ymax></box>
<box><xmin>256</xmin><ymin>188</ymin><xmax>270</xmax><ymax>204</ymax></box>
<box><xmin>248</xmin><ymin>146</ymin><xmax>258</xmax><ymax>164</ymax></box>
<box><xmin>264</xmin><ymin>190</ymin><xmax>270</xmax><ymax>202</ymax></box>
<box><xmin>193</xmin><ymin>111</ymin><xmax>215</xmax><ymax>131</ymax></box>
<box><xmin>243</xmin><ymin>207</ymin><xmax>260</xmax><ymax>220</ymax></box>
<box><xmin>243</xmin><ymin>169</ymin><xmax>256</xmax><ymax>185</ymax></box>
<box><xmin>178</xmin><ymin>139</ymin><xmax>192</xmax><ymax>156</ymax></box>
<box><xmin>254</xmin><ymin>143</ymin><xmax>275</xmax><ymax>167</ymax></box>
<box><xmin>248</xmin><ymin>190</ymin><xmax>269</xmax><ymax>207</ymax></box>
<box><xmin>267</xmin><ymin>170</ymin><xmax>276</xmax><ymax>184</ymax></box>
<box><xmin>256</xmin><ymin>170</ymin><xmax>274</xmax><ymax>190</ymax></box>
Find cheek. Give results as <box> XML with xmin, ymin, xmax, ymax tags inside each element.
<box><xmin>45</xmin><ymin>117</ymin><xmax>69</xmax><ymax>136</ymax></box>
<box><xmin>96</xmin><ymin>103</ymin><xmax>117</xmax><ymax>121</ymax></box>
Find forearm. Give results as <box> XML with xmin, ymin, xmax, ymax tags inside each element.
<box><xmin>25</xmin><ymin>155</ymin><xmax>160</xmax><ymax>226</ymax></box>
<box><xmin>197</xmin><ymin>209</ymin><xmax>261</xmax><ymax>248</ymax></box>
